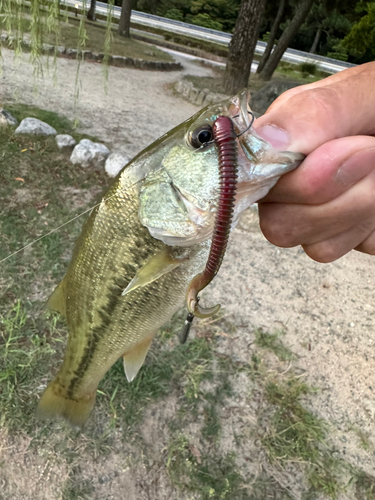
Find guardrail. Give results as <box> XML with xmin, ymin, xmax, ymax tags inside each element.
<box><xmin>61</xmin><ymin>0</ymin><xmax>356</xmax><ymax>73</ymax></box>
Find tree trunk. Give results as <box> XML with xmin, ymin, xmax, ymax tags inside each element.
<box><xmin>309</xmin><ymin>26</ymin><xmax>322</xmax><ymax>53</ymax></box>
<box><xmin>118</xmin><ymin>0</ymin><xmax>132</xmax><ymax>38</ymax></box>
<box><xmin>223</xmin><ymin>0</ymin><xmax>266</xmax><ymax>95</ymax></box>
<box><xmin>256</xmin><ymin>0</ymin><xmax>287</xmax><ymax>74</ymax></box>
<box><xmin>87</xmin><ymin>0</ymin><xmax>96</xmax><ymax>21</ymax></box>
<box><xmin>258</xmin><ymin>0</ymin><xmax>315</xmax><ymax>81</ymax></box>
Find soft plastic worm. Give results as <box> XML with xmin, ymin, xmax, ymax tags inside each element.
<box><xmin>186</xmin><ymin>115</ymin><xmax>238</xmax><ymax>318</ymax></box>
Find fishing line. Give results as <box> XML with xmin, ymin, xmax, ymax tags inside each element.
<box><xmin>0</xmin><ymin>193</ymin><xmax>117</xmax><ymax>265</ymax></box>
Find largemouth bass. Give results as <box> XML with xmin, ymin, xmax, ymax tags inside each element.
<box><xmin>37</xmin><ymin>90</ymin><xmax>304</xmax><ymax>426</ymax></box>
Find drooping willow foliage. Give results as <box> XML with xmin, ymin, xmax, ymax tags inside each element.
<box><xmin>0</xmin><ymin>0</ymin><xmax>114</xmax><ymax>90</ymax></box>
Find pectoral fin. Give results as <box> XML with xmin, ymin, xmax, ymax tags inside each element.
<box><xmin>48</xmin><ymin>278</ymin><xmax>67</xmax><ymax>316</ymax></box>
<box><xmin>123</xmin><ymin>335</ymin><xmax>154</xmax><ymax>382</ymax></box>
<box><xmin>122</xmin><ymin>248</ymin><xmax>185</xmax><ymax>296</ymax></box>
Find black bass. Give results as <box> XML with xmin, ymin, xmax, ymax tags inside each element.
<box><xmin>37</xmin><ymin>91</ymin><xmax>304</xmax><ymax>426</ymax></box>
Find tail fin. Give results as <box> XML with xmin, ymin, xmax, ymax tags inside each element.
<box><xmin>36</xmin><ymin>381</ymin><xmax>96</xmax><ymax>428</ymax></box>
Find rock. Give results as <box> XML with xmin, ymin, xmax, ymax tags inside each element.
<box><xmin>42</xmin><ymin>43</ymin><xmax>55</xmax><ymax>54</ymax></box>
<box><xmin>70</xmin><ymin>139</ymin><xmax>110</xmax><ymax>168</ymax></box>
<box><xmin>15</xmin><ymin>117</ymin><xmax>57</xmax><ymax>136</ymax></box>
<box><xmin>196</xmin><ymin>91</ymin><xmax>206</xmax><ymax>106</ymax></box>
<box><xmin>112</xmin><ymin>56</ymin><xmax>127</xmax><ymax>67</ymax></box>
<box><xmin>0</xmin><ymin>109</ymin><xmax>18</xmax><ymax>126</ymax></box>
<box><xmin>56</xmin><ymin>134</ymin><xmax>76</xmax><ymax>150</ymax></box>
<box><xmin>250</xmin><ymin>80</ymin><xmax>303</xmax><ymax>115</ymax></box>
<box><xmin>105</xmin><ymin>152</ymin><xmax>130</xmax><ymax>177</ymax></box>
<box><xmin>82</xmin><ymin>50</ymin><xmax>93</xmax><ymax>60</ymax></box>
<box><xmin>65</xmin><ymin>48</ymin><xmax>78</xmax><ymax>58</ymax></box>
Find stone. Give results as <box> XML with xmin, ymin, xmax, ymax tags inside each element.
<box><xmin>250</xmin><ymin>80</ymin><xmax>303</xmax><ymax>115</ymax></box>
<box><xmin>124</xmin><ymin>57</ymin><xmax>134</xmax><ymax>67</ymax></box>
<box><xmin>175</xmin><ymin>80</ymin><xmax>184</xmax><ymax>93</ymax></box>
<box><xmin>15</xmin><ymin>117</ymin><xmax>57</xmax><ymax>136</ymax></box>
<box><xmin>82</xmin><ymin>50</ymin><xmax>93</xmax><ymax>60</ymax></box>
<box><xmin>189</xmin><ymin>88</ymin><xmax>199</xmax><ymax>103</ymax></box>
<box><xmin>182</xmin><ymin>81</ymin><xmax>193</xmax><ymax>98</ymax></box>
<box><xmin>70</xmin><ymin>139</ymin><xmax>110</xmax><ymax>168</ymax></box>
<box><xmin>56</xmin><ymin>134</ymin><xmax>76</xmax><ymax>150</ymax></box>
<box><xmin>90</xmin><ymin>52</ymin><xmax>102</xmax><ymax>62</ymax></box>
<box><xmin>104</xmin><ymin>152</ymin><xmax>130</xmax><ymax>177</ymax></box>
<box><xmin>112</xmin><ymin>56</ymin><xmax>127</xmax><ymax>67</ymax></box>
<box><xmin>0</xmin><ymin>109</ymin><xmax>18</xmax><ymax>126</ymax></box>
<box><xmin>196</xmin><ymin>91</ymin><xmax>206</xmax><ymax>106</ymax></box>
<box><xmin>65</xmin><ymin>48</ymin><xmax>78</xmax><ymax>58</ymax></box>
<box><xmin>42</xmin><ymin>43</ymin><xmax>55</xmax><ymax>54</ymax></box>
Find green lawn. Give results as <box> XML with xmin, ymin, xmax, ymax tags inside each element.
<box><xmin>2</xmin><ymin>10</ymin><xmax>174</xmax><ymax>62</ymax></box>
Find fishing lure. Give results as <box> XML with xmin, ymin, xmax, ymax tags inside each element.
<box><xmin>180</xmin><ymin>115</ymin><xmax>238</xmax><ymax>342</ymax></box>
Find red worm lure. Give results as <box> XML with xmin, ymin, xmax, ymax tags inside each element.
<box><xmin>181</xmin><ymin>115</ymin><xmax>238</xmax><ymax>342</ymax></box>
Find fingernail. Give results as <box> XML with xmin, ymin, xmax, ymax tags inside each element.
<box><xmin>255</xmin><ymin>124</ymin><xmax>290</xmax><ymax>150</ymax></box>
<box><xmin>337</xmin><ymin>148</ymin><xmax>375</xmax><ymax>186</ymax></box>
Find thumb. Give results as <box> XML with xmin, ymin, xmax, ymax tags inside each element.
<box><xmin>253</xmin><ymin>62</ymin><xmax>375</xmax><ymax>155</ymax></box>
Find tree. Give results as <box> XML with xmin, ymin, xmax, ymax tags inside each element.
<box><xmin>87</xmin><ymin>0</ymin><xmax>97</xmax><ymax>21</ymax></box>
<box><xmin>223</xmin><ymin>0</ymin><xmax>266</xmax><ymax>94</ymax></box>
<box><xmin>256</xmin><ymin>0</ymin><xmax>287</xmax><ymax>74</ymax></box>
<box><xmin>257</xmin><ymin>0</ymin><xmax>315</xmax><ymax>81</ymax></box>
<box><xmin>342</xmin><ymin>2</ymin><xmax>375</xmax><ymax>59</ymax></box>
<box><xmin>118</xmin><ymin>0</ymin><xmax>132</xmax><ymax>37</ymax></box>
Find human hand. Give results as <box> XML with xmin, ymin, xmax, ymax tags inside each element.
<box><xmin>254</xmin><ymin>62</ymin><xmax>375</xmax><ymax>262</ymax></box>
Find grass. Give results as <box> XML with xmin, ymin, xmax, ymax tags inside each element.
<box><xmin>254</xmin><ymin>329</ymin><xmax>295</xmax><ymax>361</ymax></box>
<box><xmin>166</xmin><ymin>435</ymin><xmax>247</xmax><ymax>500</ymax></box>
<box><xmin>2</xmin><ymin>8</ymin><xmax>173</xmax><ymax>62</ymax></box>
<box><xmin>261</xmin><ymin>377</ymin><xmax>345</xmax><ymax>499</ymax></box>
<box><xmin>181</xmin><ymin>60</ymin><xmax>331</xmax><ymax>100</ymax></box>
<box><xmin>0</xmin><ymin>109</ymin><xmax>109</xmax><ymax>433</ymax></box>
<box><xmin>57</xmin><ymin>18</ymin><xmax>173</xmax><ymax>62</ymax></box>
<box><xmin>1</xmin><ymin>105</ymin><xmax>374</xmax><ymax>500</ymax></box>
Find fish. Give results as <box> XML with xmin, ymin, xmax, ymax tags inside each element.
<box><xmin>36</xmin><ymin>90</ymin><xmax>304</xmax><ymax>426</ymax></box>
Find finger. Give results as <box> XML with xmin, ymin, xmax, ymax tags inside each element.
<box><xmin>302</xmin><ymin>218</ymin><xmax>375</xmax><ymax>263</ymax></box>
<box><xmin>262</xmin><ymin>136</ymin><xmax>375</xmax><ymax>204</ymax></box>
<box><xmin>265</xmin><ymin>64</ymin><xmax>369</xmax><ymax>114</ymax></box>
<box><xmin>253</xmin><ymin>62</ymin><xmax>375</xmax><ymax>155</ymax></box>
<box><xmin>259</xmin><ymin>169</ymin><xmax>375</xmax><ymax>248</ymax></box>
<box><xmin>356</xmin><ymin>229</ymin><xmax>375</xmax><ymax>255</ymax></box>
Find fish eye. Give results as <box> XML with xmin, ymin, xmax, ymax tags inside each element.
<box><xmin>189</xmin><ymin>125</ymin><xmax>213</xmax><ymax>148</ymax></box>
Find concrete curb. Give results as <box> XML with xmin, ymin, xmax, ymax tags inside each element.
<box><xmin>1</xmin><ymin>35</ymin><xmax>182</xmax><ymax>72</ymax></box>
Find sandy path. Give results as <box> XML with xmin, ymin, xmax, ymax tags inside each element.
<box><xmin>1</xmin><ymin>48</ymin><xmax>213</xmax><ymax>158</ymax></box>
<box><xmin>1</xmin><ymin>47</ymin><xmax>374</xmax><ymax>497</ymax></box>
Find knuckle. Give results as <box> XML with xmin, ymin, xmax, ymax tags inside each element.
<box><xmin>291</xmin><ymin>87</ymin><xmax>342</xmax><ymax>134</ymax></box>
<box><xmin>304</xmin><ymin>241</ymin><xmax>341</xmax><ymax>263</ymax></box>
<box><xmin>357</xmin><ymin>230</ymin><xmax>375</xmax><ymax>255</ymax></box>
<box><xmin>259</xmin><ymin>210</ymin><xmax>298</xmax><ymax>248</ymax></box>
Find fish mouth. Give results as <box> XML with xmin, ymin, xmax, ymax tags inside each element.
<box><xmin>227</xmin><ymin>89</ymin><xmax>253</xmax><ymax>137</ymax></box>
<box><xmin>224</xmin><ymin>90</ymin><xmax>304</xmax><ymax>218</ymax></box>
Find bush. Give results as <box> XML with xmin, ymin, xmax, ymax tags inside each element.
<box><xmin>164</xmin><ymin>8</ymin><xmax>184</xmax><ymax>22</ymax></box>
<box><xmin>298</xmin><ymin>62</ymin><xmax>317</xmax><ymax>76</ymax></box>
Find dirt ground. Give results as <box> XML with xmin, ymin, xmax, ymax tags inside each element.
<box><xmin>1</xmin><ymin>47</ymin><xmax>374</xmax><ymax>499</ymax></box>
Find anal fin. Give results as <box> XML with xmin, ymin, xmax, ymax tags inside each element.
<box><xmin>123</xmin><ymin>335</ymin><xmax>154</xmax><ymax>382</ymax></box>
